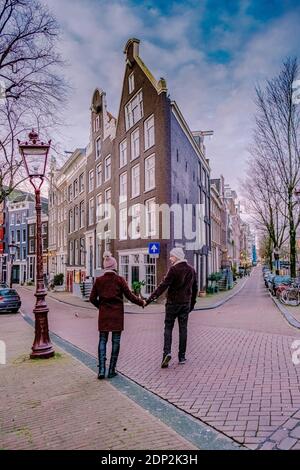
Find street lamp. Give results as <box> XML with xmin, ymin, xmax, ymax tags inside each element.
<box><xmin>18</xmin><ymin>130</ymin><xmax>54</xmax><ymax>359</ymax></box>
<box><xmin>8</xmin><ymin>240</ymin><xmax>17</xmax><ymax>288</ymax></box>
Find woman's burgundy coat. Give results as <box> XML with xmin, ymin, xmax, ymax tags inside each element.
<box><xmin>89</xmin><ymin>271</ymin><xmax>144</xmax><ymax>331</ymax></box>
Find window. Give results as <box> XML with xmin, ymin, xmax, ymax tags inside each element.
<box><xmin>145</xmin><ymin>154</ymin><xmax>155</xmax><ymax>192</ymax></box>
<box><xmin>80</xmin><ymin>238</ymin><xmax>85</xmax><ymax>265</ymax></box>
<box><xmin>131</xmin><ymin>164</ymin><xmax>140</xmax><ymax>198</ymax></box>
<box><xmin>69</xmin><ymin>209</ymin><xmax>73</xmax><ymax>233</ymax></box>
<box><xmin>104</xmin><ymin>231</ymin><xmax>111</xmax><ymax>253</ymax></box>
<box><xmin>95</xmin><ymin>115</ymin><xmax>100</xmax><ymax>132</ymax></box>
<box><xmin>131</xmin><ymin>204</ymin><xmax>141</xmax><ymax>239</ymax></box>
<box><xmin>74</xmin><ymin>179</ymin><xmax>78</xmax><ymax>197</ymax></box>
<box><xmin>104</xmin><ymin>188</ymin><xmax>111</xmax><ymax>219</ymax></box>
<box><xmin>119</xmin><ymin>140</ymin><xmax>127</xmax><ymax>168</ymax></box>
<box><xmin>29</xmin><ymin>225</ymin><xmax>35</xmax><ymax>237</ymax></box>
<box><xmin>96</xmin><ymin>163</ymin><xmax>102</xmax><ymax>187</ymax></box>
<box><xmin>80</xmin><ymin>201</ymin><xmax>85</xmax><ymax>228</ymax></box>
<box><xmin>120</xmin><ymin>255</ymin><xmax>129</xmax><ymax>282</ymax></box>
<box><xmin>144</xmin><ymin>115</ymin><xmax>155</xmax><ymax>150</ymax></box>
<box><xmin>125</xmin><ymin>90</ymin><xmax>143</xmax><ymax>130</ymax></box>
<box><xmin>96</xmin><ymin>137</ymin><xmax>101</xmax><ymax>159</ymax></box>
<box><xmin>119</xmin><ymin>172</ymin><xmax>127</xmax><ymax>203</ymax></box>
<box><xmin>131</xmin><ymin>128</ymin><xmax>140</xmax><ymax>160</ymax></box>
<box><xmin>104</xmin><ymin>155</ymin><xmax>111</xmax><ymax>181</ymax></box>
<box><xmin>144</xmin><ymin>255</ymin><xmax>156</xmax><ymax>294</ymax></box>
<box><xmin>29</xmin><ymin>239</ymin><xmax>35</xmax><ymax>253</ymax></box>
<box><xmin>42</xmin><ymin>223</ymin><xmax>47</xmax><ymax>235</ymax></box>
<box><xmin>79</xmin><ymin>173</ymin><xmax>84</xmax><ymax>192</ymax></box>
<box><xmin>75</xmin><ymin>239</ymin><xmax>79</xmax><ymax>265</ymax></box>
<box><xmin>16</xmin><ymin>213</ymin><xmax>21</xmax><ymax>224</ymax></box>
<box><xmin>96</xmin><ymin>236</ymin><xmax>102</xmax><ymax>268</ymax></box>
<box><xmin>11</xmin><ymin>230</ymin><xmax>14</xmax><ymax>241</ymax></box>
<box><xmin>69</xmin><ymin>241</ymin><xmax>74</xmax><ymax>266</ymax></box>
<box><xmin>88</xmin><ymin>170</ymin><xmax>94</xmax><ymax>192</ymax></box>
<box><xmin>42</xmin><ymin>237</ymin><xmax>47</xmax><ymax>252</ymax></box>
<box><xmin>22</xmin><ymin>247</ymin><xmax>26</xmax><ymax>260</ymax></box>
<box><xmin>16</xmin><ymin>230</ymin><xmax>20</xmax><ymax>242</ymax></box>
<box><xmin>96</xmin><ymin>193</ymin><xmax>102</xmax><ymax>222</ymax></box>
<box><xmin>128</xmin><ymin>72</ymin><xmax>134</xmax><ymax>94</ymax></box>
<box><xmin>68</xmin><ymin>184</ymin><xmax>73</xmax><ymax>202</ymax></box>
<box><xmin>22</xmin><ymin>212</ymin><xmax>26</xmax><ymax>224</ymax></box>
<box><xmin>146</xmin><ymin>198</ymin><xmax>156</xmax><ymax>236</ymax></box>
<box><xmin>10</xmin><ymin>214</ymin><xmax>15</xmax><ymax>225</ymax></box>
<box><xmin>74</xmin><ymin>205</ymin><xmax>79</xmax><ymax>231</ymax></box>
<box><xmin>22</xmin><ymin>229</ymin><xmax>26</xmax><ymax>243</ymax></box>
<box><xmin>88</xmin><ymin>198</ymin><xmax>94</xmax><ymax>225</ymax></box>
<box><xmin>119</xmin><ymin>208</ymin><xmax>127</xmax><ymax>240</ymax></box>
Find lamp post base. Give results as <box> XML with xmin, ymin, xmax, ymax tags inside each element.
<box><xmin>30</xmin><ymin>294</ymin><xmax>55</xmax><ymax>359</ymax></box>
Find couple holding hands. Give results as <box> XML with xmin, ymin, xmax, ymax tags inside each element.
<box><xmin>89</xmin><ymin>247</ymin><xmax>198</xmax><ymax>380</ymax></box>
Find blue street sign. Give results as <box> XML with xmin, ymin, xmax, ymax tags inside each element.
<box><xmin>148</xmin><ymin>242</ymin><xmax>160</xmax><ymax>255</ymax></box>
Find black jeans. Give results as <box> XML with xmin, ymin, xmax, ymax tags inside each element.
<box><xmin>98</xmin><ymin>331</ymin><xmax>121</xmax><ymax>364</ymax></box>
<box><xmin>164</xmin><ymin>303</ymin><xmax>190</xmax><ymax>358</ymax></box>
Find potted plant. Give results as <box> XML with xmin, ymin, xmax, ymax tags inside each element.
<box><xmin>53</xmin><ymin>273</ymin><xmax>64</xmax><ymax>292</ymax></box>
<box><xmin>132</xmin><ymin>280</ymin><xmax>145</xmax><ymax>298</ymax></box>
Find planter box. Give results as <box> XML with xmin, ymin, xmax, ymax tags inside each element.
<box><xmin>54</xmin><ymin>285</ymin><xmax>65</xmax><ymax>292</ymax></box>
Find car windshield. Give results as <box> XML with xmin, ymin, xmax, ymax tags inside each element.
<box><xmin>0</xmin><ymin>289</ymin><xmax>18</xmax><ymax>296</ymax></box>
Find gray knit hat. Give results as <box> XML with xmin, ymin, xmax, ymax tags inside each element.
<box><xmin>170</xmin><ymin>247</ymin><xmax>185</xmax><ymax>260</ymax></box>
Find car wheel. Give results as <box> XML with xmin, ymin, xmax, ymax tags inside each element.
<box><xmin>11</xmin><ymin>309</ymin><xmax>19</xmax><ymax>314</ymax></box>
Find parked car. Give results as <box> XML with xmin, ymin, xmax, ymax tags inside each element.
<box><xmin>0</xmin><ymin>288</ymin><xmax>21</xmax><ymax>313</ymax></box>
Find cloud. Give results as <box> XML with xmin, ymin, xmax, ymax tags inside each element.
<box><xmin>45</xmin><ymin>0</ymin><xmax>300</xmax><ymax>191</ymax></box>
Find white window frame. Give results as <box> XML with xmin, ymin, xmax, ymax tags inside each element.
<box><xmin>125</xmin><ymin>89</ymin><xmax>143</xmax><ymax>131</ymax></box>
<box><xmin>119</xmin><ymin>172</ymin><xmax>127</xmax><ymax>204</ymax></box>
<box><xmin>96</xmin><ymin>193</ymin><xmax>102</xmax><ymax>222</ymax></box>
<box><xmin>128</xmin><ymin>72</ymin><xmax>134</xmax><ymax>94</ymax></box>
<box><xmin>119</xmin><ymin>139</ymin><xmax>127</xmax><ymax>168</ymax></box>
<box><xmin>96</xmin><ymin>137</ymin><xmax>101</xmax><ymax>159</ymax></box>
<box><xmin>88</xmin><ymin>169</ymin><xmax>94</xmax><ymax>193</ymax></box>
<box><xmin>119</xmin><ymin>207</ymin><xmax>127</xmax><ymax>241</ymax></box>
<box><xmin>96</xmin><ymin>163</ymin><xmax>102</xmax><ymax>187</ymax></box>
<box><xmin>144</xmin><ymin>114</ymin><xmax>155</xmax><ymax>150</ymax></box>
<box><xmin>146</xmin><ymin>198</ymin><xmax>156</xmax><ymax>237</ymax></box>
<box><xmin>104</xmin><ymin>155</ymin><xmax>111</xmax><ymax>182</ymax></box>
<box><xmin>104</xmin><ymin>188</ymin><xmax>111</xmax><ymax>219</ymax></box>
<box><xmin>88</xmin><ymin>197</ymin><xmax>94</xmax><ymax>226</ymax></box>
<box><xmin>80</xmin><ymin>200</ymin><xmax>85</xmax><ymax>229</ymax></box>
<box><xmin>95</xmin><ymin>115</ymin><xmax>100</xmax><ymax>132</ymax></box>
<box><xmin>131</xmin><ymin>127</ymin><xmax>140</xmax><ymax>161</ymax></box>
<box><xmin>145</xmin><ymin>154</ymin><xmax>155</xmax><ymax>192</ymax></box>
<box><xmin>131</xmin><ymin>163</ymin><xmax>140</xmax><ymax>199</ymax></box>
<box><xmin>130</xmin><ymin>204</ymin><xmax>141</xmax><ymax>240</ymax></box>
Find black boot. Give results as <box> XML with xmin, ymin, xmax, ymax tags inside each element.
<box><xmin>98</xmin><ymin>332</ymin><xmax>108</xmax><ymax>379</ymax></box>
<box><xmin>108</xmin><ymin>332</ymin><xmax>121</xmax><ymax>378</ymax></box>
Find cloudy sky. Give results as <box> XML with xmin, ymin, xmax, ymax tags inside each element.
<box><xmin>47</xmin><ymin>0</ymin><xmax>300</xmax><ymax>189</ymax></box>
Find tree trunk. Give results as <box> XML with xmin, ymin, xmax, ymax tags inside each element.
<box><xmin>288</xmin><ymin>195</ymin><xmax>297</xmax><ymax>278</ymax></box>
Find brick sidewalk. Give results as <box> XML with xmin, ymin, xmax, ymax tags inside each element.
<box><xmin>0</xmin><ymin>314</ymin><xmax>196</xmax><ymax>450</ymax></box>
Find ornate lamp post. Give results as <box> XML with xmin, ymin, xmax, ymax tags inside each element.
<box><xmin>8</xmin><ymin>240</ymin><xmax>17</xmax><ymax>288</ymax></box>
<box><xmin>18</xmin><ymin>130</ymin><xmax>54</xmax><ymax>359</ymax></box>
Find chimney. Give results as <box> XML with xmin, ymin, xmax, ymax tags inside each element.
<box><xmin>124</xmin><ymin>38</ymin><xmax>140</xmax><ymax>64</ymax></box>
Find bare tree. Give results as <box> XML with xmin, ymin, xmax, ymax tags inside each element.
<box><xmin>246</xmin><ymin>58</ymin><xmax>300</xmax><ymax>276</ymax></box>
<box><xmin>0</xmin><ymin>0</ymin><xmax>68</xmax><ymax>201</ymax></box>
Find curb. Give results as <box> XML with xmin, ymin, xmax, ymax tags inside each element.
<box><xmin>269</xmin><ymin>293</ymin><xmax>300</xmax><ymax>329</ymax></box>
<box><xmin>193</xmin><ymin>277</ymin><xmax>249</xmax><ymax>311</ymax></box>
<box><xmin>20</xmin><ymin>276</ymin><xmax>249</xmax><ymax>314</ymax></box>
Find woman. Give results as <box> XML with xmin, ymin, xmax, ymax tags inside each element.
<box><xmin>89</xmin><ymin>254</ymin><xmax>145</xmax><ymax>379</ymax></box>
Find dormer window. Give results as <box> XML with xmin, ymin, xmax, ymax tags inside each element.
<box><xmin>128</xmin><ymin>73</ymin><xmax>134</xmax><ymax>94</ymax></box>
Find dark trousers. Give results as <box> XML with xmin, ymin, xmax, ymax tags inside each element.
<box><xmin>98</xmin><ymin>331</ymin><xmax>121</xmax><ymax>365</ymax></box>
<box><xmin>164</xmin><ymin>303</ymin><xmax>190</xmax><ymax>358</ymax></box>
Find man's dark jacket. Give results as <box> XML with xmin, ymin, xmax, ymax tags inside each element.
<box><xmin>146</xmin><ymin>260</ymin><xmax>198</xmax><ymax>311</ymax></box>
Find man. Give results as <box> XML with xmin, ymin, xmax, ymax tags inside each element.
<box><xmin>145</xmin><ymin>247</ymin><xmax>198</xmax><ymax>368</ymax></box>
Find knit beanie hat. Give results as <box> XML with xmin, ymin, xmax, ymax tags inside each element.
<box><xmin>170</xmin><ymin>247</ymin><xmax>185</xmax><ymax>260</ymax></box>
<box><xmin>103</xmin><ymin>255</ymin><xmax>118</xmax><ymax>271</ymax></box>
